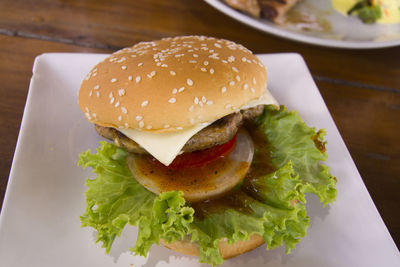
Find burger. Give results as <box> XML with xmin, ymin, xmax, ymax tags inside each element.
<box><xmin>78</xmin><ymin>36</ymin><xmax>337</xmax><ymax>265</ymax></box>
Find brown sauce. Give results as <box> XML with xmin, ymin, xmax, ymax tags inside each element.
<box><xmin>133</xmin><ymin>123</ymin><xmax>277</xmax><ymax>220</ymax></box>
<box><xmin>312</xmin><ymin>130</ymin><xmax>326</xmax><ymax>153</ymax></box>
<box><xmin>191</xmin><ymin>123</ymin><xmax>277</xmax><ymax>220</ymax></box>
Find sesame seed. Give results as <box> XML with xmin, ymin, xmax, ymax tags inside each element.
<box><xmin>161</xmin><ymin>64</ymin><xmax>168</xmax><ymax>67</ymax></box>
<box><xmin>136</xmin><ymin>115</ymin><xmax>143</xmax><ymax>121</ymax></box>
<box><xmin>118</xmin><ymin>89</ymin><xmax>126</xmax><ymax>96</ymax></box>
<box><xmin>121</xmin><ymin>107</ymin><xmax>128</xmax><ymax>114</ymax></box>
<box><xmin>194</xmin><ymin>97</ymin><xmax>199</xmax><ymax>104</ymax></box>
<box><xmin>111</xmin><ymin>78</ymin><xmax>117</xmax><ymax>83</ymax></box>
<box><xmin>209</xmin><ymin>53</ymin><xmax>219</xmax><ymax>59</ymax></box>
<box><xmin>206</xmin><ymin>100</ymin><xmax>213</xmax><ymax>105</ymax></box>
<box><xmin>200</xmin><ymin>67</ymin><xmax>207</xmax><ymax>72</ymax></box>
<box><xmin>251</xmin><ymin>88</ymin><xmax>255</xmax><ymax>93</ymax></box>
<box><xmin>146</xmin><ymin>125</ymin><xmax>152</xmax><ymax>130</ymax></box>
<box><xmin>189</xmin><ymin>60</ymin><xmax>197</xmax><ymax>64</ymax></box>
<box><xmin>242</xmin><ymin>57</ymin><xmax>247</xmax><ymax>62</ymax></box>
<box><xmin>110</xmin><ymin>97</ymin><xmax>115</xmax><ymax>104</ymax></box>
<box><xmin>124</xmin><ymin>122</ymin><xmax>129</xmax><ymax>128</ymax></box>
<box><xmin>221</xmin><ymin>86</ymin><xmax>227</xmax><ymax>93</ymax></box>
<box><xmin>89</xmin><ymin>91</ymin><xmax>93</xmax><ymax>97</ymax></box>
<box><xmin>151</xmin><ymin>70</ymin><xmax>156</xmax><ymax>76</ymax></box>
<box><xmin>189</xmin><ymin>105</ymin><xmax>194</xmax><ymax>112</ymax></box>
<box><xmin>141</xmin><ymin>100</ymin><xmax>149</xmax><ymax>107</ymax></box>
<box><xmin>236</xmin><ymin>75</ymin><xmax>241</xmax><ymax>82</ymax></box>
<box><xmin>203</xmin><ymin>61</ymin><xmax>209</xmax><ymax>66</ymax></box>
<box><xmin>187</xmin><ymin>78</ymin><xmax>194</xmax><ymax>86</ymax></box>
<box><xmin>139</xmin><ymin>121</ymin><xmax>144</xmax><ymax>128</ymax></box>
<box><xmin>94</xmin><ymin>85</ymin><xmax>100</xmax><ymax>90</ymax></box>
<box><xmin>170</xmin><ymin>70</ymin><xmax>176</xmax><ymax>76</ymax></box>
<box><xmin>193</xmin><ymin>54</ymin><xmax>199</xmax><ymax>58</ymax></box>
<box><xmin>179</xmin><ymin>87</ymin><xmax>185</xmax><ymax>92</ymax></box>
<box><xmin>222</xmin><ymin>60</ymin><xmax>228</xmax><ymax>64</ymax></box>
<box><xmin>168</xmin><ymin>97</ymin><xmax>176</xmax><ymax>103</ymax></box>
<box><xmin>118</xmin><ymin>115</ymin><xmax>122</xmax><ymax>121</ymax></box>
<box><xmin>115</xmin><ymin>101</ymin><xmax>120</xmax><ymax>107</ymax></box>
<box><xmin>138</xmin><ymin>62</ymin><xmax>143</xmax><ymax>67</ymax></box>
<box><xmin>176</xmin><ymin>127</ymin><xmax>183</xmax><ymax>130</ymax></box>
<box><xmin>228</xmin><ymin>56</ymin><xmax>235</xmax><ymax>62</ymax></box>
<box><xmin>96</xmin><ymin>91</ymin><xmax>100</xmax><ymax>97</ymax></box>
<box><xmin>232</xmin><ymin>66</ymin><xmax>239</xmax><ymax>73</ymax></box>
<box><xmin>202</xmin><ymin>96</ymin><xmax>207</xmax><ymax>103</ymax></box>
<box><xmin>172</xmin><ymin>88</ymin><xmax>178</xmax><ymax>94</ymax></box>
<box><xmin>253</xmin><ymin>77</ymin><xmax>257</xmax><ymax>85</ymax></box>
<box><xmin>121</xmin><ymin>65</ymin><xmax>127</xmax><ymax>70</ymax></box>
<box><xmin>229</xmin><ymin>81</ymin><xmax>235</xmax><ymax>86</ymax></box>
<box><xmin>243</xmin><ymin>83</ymin><xmax>249</xmax><ymax>90</ymax></box>
<box><xmin>128</xmin><ymin>76</ymin><xmax>133</xmax><ymax>81</ymax></box>
<box><xmin>214</xmin><ymin>43</ymin><xmax>222</xmax><ymax>48</ymax></box>
<box><xmin>136</xmin><ymin>76</ymin><xmax>141</xmax><ymax>83</ymax></box>
<box><xmin>209</xmin><ymin>68</ymin><xmax>214</xmax><ymax>74</ymax></box>
<box><xmin>109</xmin><ymin>92</ymin><xmax>113</xmax><ymax>98</ymax></box>
<box><xmin>164</xmin><ymin>124</ymin><xmax>170</xmax><ymax>129</ymax></box>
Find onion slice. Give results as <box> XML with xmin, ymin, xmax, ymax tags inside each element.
<box><xmin>127</xmin><ymin>129</ymin><xmax>254</xmax><ymax>202</ymax></box>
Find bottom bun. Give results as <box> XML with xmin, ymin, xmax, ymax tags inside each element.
<box><xmin>161</xmin><ymin>234</ymin><xmax>264</xmax><ymax>259</ymax></box>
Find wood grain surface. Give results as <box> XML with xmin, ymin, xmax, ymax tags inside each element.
<box><xmin>0</xmin><ymin>0</ymin><xmax>399</xmax><ymax>251</ymax></box>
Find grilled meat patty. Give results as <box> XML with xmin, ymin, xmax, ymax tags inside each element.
<box><xmin>95</xmin><ymin>105</ymin><xmax>264</xmax><ymax>154</ymax></box>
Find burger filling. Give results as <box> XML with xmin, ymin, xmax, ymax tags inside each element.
<box><xmin>79</xmin><ymin>105</ymin><xmax>337</xmax><ymax>266</ymax></box>
<box><xmin>94</xmin><ymin>105</ymin><xmax>264</xmax><ymax>155</ymax></box>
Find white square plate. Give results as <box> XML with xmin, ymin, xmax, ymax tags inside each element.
<box><xmin>0</xmin><ymin>53</ymin><xmax>398</xmax><ymax>267</ymax></box>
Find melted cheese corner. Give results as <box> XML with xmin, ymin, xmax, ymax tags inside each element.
<box><xmin>117</xmin><ymin>89</ymin><xmax>278</xmax><ymax>166</ymax></box>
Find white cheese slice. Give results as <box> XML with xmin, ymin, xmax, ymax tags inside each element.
<box><xmin>118</xmin><ymin>123</ymin><xmax>210</xmax><ymax>166</ymax></box>
<box><xmin>117</xmin><ymin>89</ymin><xmax>278</xmax><ymax>166</ymax></box>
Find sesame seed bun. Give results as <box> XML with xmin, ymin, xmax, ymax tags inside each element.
<box><xmin>78</xmin><ymin>36</ymin><xmax>267</xmax><ymax>132</ymax></box>
<box><xmin>160</xmin><ymin>234</ymin><xmax>265</xmax><ymax>259</ymax></box>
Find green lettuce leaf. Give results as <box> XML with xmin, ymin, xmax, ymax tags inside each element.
<box><xmin>79</xmin><ymin>142</ymin><xmax>194</xmax><ymax>255</ymax></box>
<box><xmin>256</xmin><ymin>105</ymin><xmax>337</xmax><ymax>205</ymax></box>
<box><xmin>79</xmin><ymin>105</ymin><xmax>337</xmax><ymax>265</ymax></box>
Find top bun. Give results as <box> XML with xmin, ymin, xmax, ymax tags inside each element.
<box><xmin>79</xmin><ymin>36</ymin><xmax>267</xmax><ymax>132</ymax></box>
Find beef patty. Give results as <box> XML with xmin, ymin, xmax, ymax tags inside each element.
<box><xmin>95</xmin><ymin>105</ymin><xmax>264</xmax><ymax>154</ymax></box>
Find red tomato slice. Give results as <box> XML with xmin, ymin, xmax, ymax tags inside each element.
<box><xmin>149</xmin><ymin>134</ymin><xmax>237</xmax><ymax>169</ymax></box>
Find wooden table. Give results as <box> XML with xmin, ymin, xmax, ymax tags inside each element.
<box><xmin>0</xmin><ymin>0</ymin><xmax>399</xmax><ymax>250</ymax></box>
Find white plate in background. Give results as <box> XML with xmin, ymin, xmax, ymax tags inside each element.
<box><xmin>204</xmin><ymin>0</ymin><xmax>400</xmax><ymax>48</ymax></box>
<box><xmin>0</xmin><ymin>53</ymin><xmax>399</xmax><ymax>267</ymax></box>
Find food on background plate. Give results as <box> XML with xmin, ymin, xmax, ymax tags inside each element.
<box><xmin>223</xmin><ymin>0</ymin><xmax>300</xmax><ymax>23</ymax></box>
<box><xmin>78</xmin><ymin>36</ymin><xmax>337</xmax><ymax>265</ymax></box>
<box><xmin>222</xmin><ymin>0</ymin><xmax>400</xmax><ymax>25</ymax></box>
<box><xmin>332</xmin><ymin>0</ymin><xmax>400</xmax><ymax>24</ymax></box>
